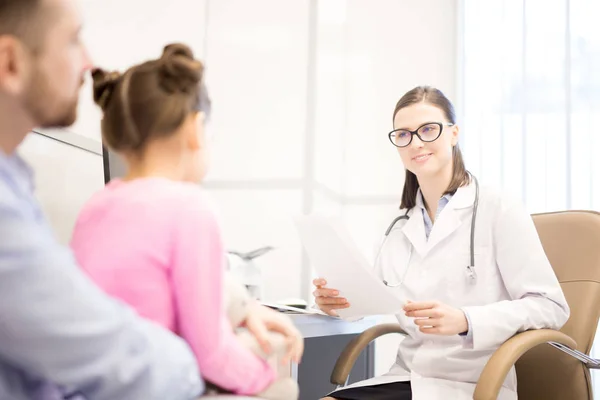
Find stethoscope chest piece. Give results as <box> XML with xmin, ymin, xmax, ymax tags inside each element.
<box><xmin>466</xmin><ymin>265</ymin><xmax>477</xmax><ymax>284</ymax></box>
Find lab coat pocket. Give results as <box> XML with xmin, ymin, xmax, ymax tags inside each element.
<box><xmin>444</xmin><ymin>247</ymin><xmax>497</xmax><ymax>303</ymax></box>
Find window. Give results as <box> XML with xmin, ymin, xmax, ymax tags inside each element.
<box><xmin>461</xmin><ymin>0</ymin><xmax>600</xmax><ymax>390</ymax></box>
<box><xmin>461</xmin><ymin>0</ymin><xmax>600</xmax><ymax>213</ymax></box>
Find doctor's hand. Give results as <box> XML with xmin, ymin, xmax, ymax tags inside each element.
<box><xmin>312</xmin><ymin>278</ymin><xmax>350</xmax><ymax>317</ymax></box>
<box><xmin>403</xmin><ymin>301</ymin><xmax>468</xmax><ymax>336</ymax></box>
<box><xmin>243</xmin><ymin>303</ymin><xmax>304</xmax><ymax>365</ymax></box>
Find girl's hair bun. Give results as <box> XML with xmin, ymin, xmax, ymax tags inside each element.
<box><xmin>158</xmin><ymin>43</ymin><xmax>203</xmax><ymax>94</ymax></box>
<box><xmin>92</xmin><ymin>68</ymin><xmax>122</xmax><ymax>110</ymax></box>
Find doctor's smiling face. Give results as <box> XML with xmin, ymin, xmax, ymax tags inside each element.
<box><xmin>392</xmin><ymin>102</ymin><xmax>459</xmax><ymax>179</ymax></box>
<box><xmin>392</xmin><ymin>86</ymin><xmax>469</xmax><ymax>210</ymax></box>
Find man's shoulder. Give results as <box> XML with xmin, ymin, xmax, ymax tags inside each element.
<box><xmin>0</xmin><ymin>179</ymin><xmax>20</xmax><ymax>206</ymax></box>
<box><xmin>0</xmin><ymin>178</ymin><xmax>32</xmax><ymax>221</ymax></box>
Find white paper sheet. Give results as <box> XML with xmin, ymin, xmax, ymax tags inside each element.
<box><xmin>295</xmin><ymin>215</ymin><xmax>407</xmax><ymax>320</ymax></box>
<box><xmin>261</xmin><ymin>302</ymin><xmax>328</xmax><ymax>316</ymax></box>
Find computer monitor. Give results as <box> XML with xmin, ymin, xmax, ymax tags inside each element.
<box><xmin>102</xmin><ymin>146</ymin><xmax>127</xmax><ymax>183</ymax></box>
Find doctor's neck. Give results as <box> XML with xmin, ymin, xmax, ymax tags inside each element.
<box><xmin>417</xmin><ymin>164</ymin><xmax>453</xmax><ymax>219</ymax></box>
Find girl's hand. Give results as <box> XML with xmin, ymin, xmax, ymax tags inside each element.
<box><xmin>244</xmin><ymin>304</ymin><xmax>304</xmax><ymax>364</ymax></box>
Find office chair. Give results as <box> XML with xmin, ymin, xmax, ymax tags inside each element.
<box><xmin>328</xmin><ymin>210</ymin><xmax>600</xmax><ymax>400</ymax></box>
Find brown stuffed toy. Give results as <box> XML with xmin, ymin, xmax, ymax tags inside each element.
<box><xmin>223</xmin><ymin>272</ymin><xmax>300</xmax><ymax>400</ymax></box>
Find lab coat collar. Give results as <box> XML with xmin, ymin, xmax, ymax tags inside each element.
<box><xmin>402</xmin><ymin>180</ymin><xmax>477</xmax><ymax>257</ymax></box>
<box><xmin>448</xmin><ymin>179</ymin><xmax>477</xmax><ymax>210</ymax></box>
<box><xmin>415</xmin><ymin>188</ymin><xmax>453</xmax><ymax>212</ymax></box>
<box><xmin>426</xmin><ymin>181</ymin><xmax>477</xmax><ymax>252</ymax></box>
<box><xmin>401</xmin><ymin>207</ymin><xmax>428</xmax><ymax>257</ymax></box>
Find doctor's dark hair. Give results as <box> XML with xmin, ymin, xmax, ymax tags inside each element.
<box><xmin>393</xmin><ymin>86</ymin><xmax>470</xmax><ymax>210</ymax></box>
<box><xmin>91</xmin><ymin>43</ymin><xmax>211</xmax><ymax>153</ymax></box>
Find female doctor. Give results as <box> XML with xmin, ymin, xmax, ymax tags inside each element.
<box><xmin>315</xmin><ymin>86</ymin><xmax>570</xmax><ymax>400</ymax></box>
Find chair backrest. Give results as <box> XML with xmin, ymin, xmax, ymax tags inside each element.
<box><xmin>516</xmin><ymin>211</ymin><xmax>600</xmax><ymax>400</ymax></box>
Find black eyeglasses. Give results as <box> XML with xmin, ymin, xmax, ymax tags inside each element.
<box><xmin>388</xmin><ymin>122</ymin><xmax>454</xmax><ymax>148</ymax></box>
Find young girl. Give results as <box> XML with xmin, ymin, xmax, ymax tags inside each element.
<box><xmin>70</xmin><ymin>43</ymin><xmax>301</xmax><ymax>397</ymax></box>
<box><xmin>313</xmin><ymin>86</ymin><xmax>569</xmax><ymax>400</ymax></box>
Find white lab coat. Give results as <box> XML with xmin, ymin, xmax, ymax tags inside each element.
<box><xmin>340</xmin><ymin>181</ymin><xmax>570</xmax><ymax>400</ymax></box>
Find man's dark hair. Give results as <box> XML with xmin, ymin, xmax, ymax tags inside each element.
<box><xmin>0</xmin><ymin>0</ymin><xmax>44</xmax><ymax>48</ymax></box>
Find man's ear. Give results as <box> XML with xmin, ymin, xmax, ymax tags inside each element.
<box><xmin>0</xmin><ymin>36</ymin><xmax>29</xmax><ymax>95</ymax></box>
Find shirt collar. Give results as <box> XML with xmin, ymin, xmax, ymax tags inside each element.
<box><xmin>415</xmin><ymin>188</ymin><xmax>452</xmax><ymax>210</ymax></box>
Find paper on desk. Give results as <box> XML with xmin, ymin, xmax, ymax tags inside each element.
<box><xmin>261</xmin><ymin>302</ymin><xmax>328</xmax><ymax>316</ymax></box>
<box><xmin>295</xmin><ymin>215</ymin><xmax>407</xmax><ymax>320</ymax></box>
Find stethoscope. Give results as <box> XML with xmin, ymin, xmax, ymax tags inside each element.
<box><xmin>376</xmin><ymin>176</ymin><xmax>480</xmax><ymax>287</ymax></box>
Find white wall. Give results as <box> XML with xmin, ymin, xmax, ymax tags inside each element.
<box><xmin>310</xmin><ymin>0</ymin><xmax>457</xmax><ymax>377</ymax></box>
<box><xmin>18</xmin><ymin>133</ymin><xmax>104</xmax><ymax>245</ymax></box>
<box><xmin>205</xmin><ymin>0</ymin><xmax>457</xmax><ymax>312</ymax></box>
<box><xmin>202</xmin><ymin>0</ymin><xmax>310</xmax><ymax>304</ymax></box>
<box><xmin>73</xmin><ymin>0</ymin><xmax>209</xmax><ymax>143</ymax></box>
<box><xmin>25</xmin><ymin>0</ymin><xmax>457</xmax><ymax>382</ymax></box>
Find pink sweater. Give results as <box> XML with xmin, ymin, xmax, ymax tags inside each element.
<box><xmin>70</xmin><ymin>177</ymin><xmax>275</xmax><ymax>395</ymax></box>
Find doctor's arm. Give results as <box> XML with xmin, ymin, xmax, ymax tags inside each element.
<box><xmin>460</xmin><ymin>200</ymin><xmax>570</xmax><ymax>351</ymax></box>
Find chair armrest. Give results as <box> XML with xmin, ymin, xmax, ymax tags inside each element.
<box><xmin>473</xmin><ymin>329</ymin><xmax>577</xmax><ymax>400</ymax></box>
<box><xmin>330</xmin><ymin>323</ymin><xmax>407</xmax><ymax>386</ymax></box>
<box><xmin>199</xmin><ymin>396</ymin><xmax>263</xmax><ymax>399</ymax></box>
